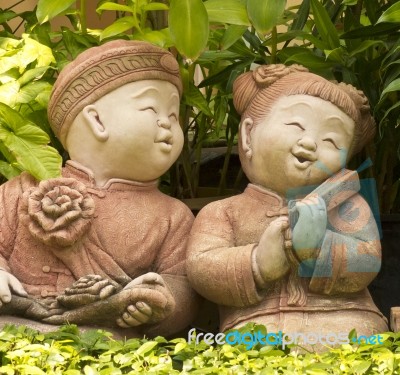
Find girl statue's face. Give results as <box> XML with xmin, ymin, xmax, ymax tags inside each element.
<box><xmin>241</xmin><ymin>94</ymin><xmax>355</xmax><ymax>196</ymax></box>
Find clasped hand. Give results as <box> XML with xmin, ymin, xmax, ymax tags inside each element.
<box><xmin>116</xmin><ymin>272</ymin><xmax>171</xmax><ymax>328</ymax></box>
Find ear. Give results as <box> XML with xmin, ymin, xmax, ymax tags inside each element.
<box><xmin>240</xmin><ymin>118</ymin><xmax>254</xmax><ymax>159</ymax></box>
<box><xmin>82</xmin><ymin>105</ymin><xmax>109</xmax><ymax>142</ymax></box>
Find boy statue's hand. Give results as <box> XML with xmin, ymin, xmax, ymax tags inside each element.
<box><xmin>0</xmin><ymin>269</ymin><xmax>28</xmax><ymax>307</ymax></box>
<box><xmin>254</xmin><ymin>216</ymin><xmax>290</xmax><ymax>284</ymax></box>
<box><xmin>291</xmin><ymin>194</ymin><xmax>327</xmax><ymax>261</ymax></box>
<box><xmin>116</xmin><ymin>272</ymin><xmax>173</xmax><ymax>328</ymax></box>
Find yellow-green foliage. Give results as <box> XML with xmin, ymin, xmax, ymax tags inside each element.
<box><xmin>0</xmin><ymin>324</ymin><xmax>399</xmax><ymax>374</ymax></box>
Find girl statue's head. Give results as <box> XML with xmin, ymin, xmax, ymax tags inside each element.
<box><xmin>232</xmin><ymin>64</ymin><xmax>376</xmax><ymax>193</ymax></box>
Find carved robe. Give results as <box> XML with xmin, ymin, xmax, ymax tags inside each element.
<box><xmin>187</xmin><ymin>178</ymin><xmax>388</xmax><ymax>336</ymax></box>
<box><xmin>0</xmin><ymin>161</ymin><xmax>197</xmax><ymax>336</ymax></box>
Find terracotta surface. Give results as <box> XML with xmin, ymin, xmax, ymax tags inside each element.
<box><xmin>0</xmin><ymin>40</ymin><xmax>198</xmax><ymax>337</ymax></box>
<box><xmin>187</xmin><ymin>64</ymin><xmax>388</xmax><ymax>347</ymax></box>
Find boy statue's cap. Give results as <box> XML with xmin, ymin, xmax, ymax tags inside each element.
<box><xmin>48</xmin><ymin>40</ymin><xmax>182</xmax><ymax>144</ymax></box>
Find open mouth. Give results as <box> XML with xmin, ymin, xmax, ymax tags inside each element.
<box><xmin>296</xmin><ymin>156</ymin><xmax>309</xmax><ymax>164</ymax></box>
<box><xmin>293</xmin><ymin>153</ymin><xmax>314</xmax><ymax>169</ymax></box>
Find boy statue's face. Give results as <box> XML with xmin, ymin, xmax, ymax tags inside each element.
<box><xmin>86</xmin><ymin>79</ymin><xmax>183</xmax><ymax>182</ymax></box>
<box><xmin>242</xmin><ymin>94</ymin><xmax>355</xmax><ymax>195</ymax></box>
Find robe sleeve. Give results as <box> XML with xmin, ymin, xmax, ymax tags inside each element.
<box><xmin>144</xmin><ymin>202</ymin><xmax>199</xmax><ymax>337</ymax></box>
<box><xmin>0</xmin><ymin>175</ymin><xmax>29</xmax><ymax>271</ymax></box>
<box><xmin>187</xmin><ymin>200</ymin><xmax>265</xmax><ymax>308</ymax></box>
<box><xmin>310</xmin><ymin>193</ymin><xmax>381</xmax><ymax>294</ymax></box>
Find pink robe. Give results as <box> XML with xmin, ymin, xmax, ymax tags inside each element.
<box><xmin>187</xmin><ymin>182</ymin><xmax>388</xmax><ymax>336</ymax></box>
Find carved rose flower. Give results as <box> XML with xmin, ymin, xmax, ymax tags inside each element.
<box><xmin>23</xmin><ymin>178</ymin><xmax>95</xmax><ymax>247</ymax></box>
<box><xmin>253</xmin><ymin>64</ymin><xmax>309</xmax><ymax>87</ymax></box>
<box><xmin>57</xmin><ymin>275</ymin><xmax>118</xmax><ymax>309</ymax></box>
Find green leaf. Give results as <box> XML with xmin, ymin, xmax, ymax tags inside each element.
<box><xmin>136</xmin><ymin>341</ymin><xmax>158</xmax><ymax>356</ymax></box>
<box><xmin>133</xmin><ymin>29</ymin><xmax>173</xmax><ymax>48</ymax></box>
<box><xmin>96</xmin><ymin>3</ymin><xmax>135</xmax><ymax>14</ymax></box>
<box><xmin>0</xmin><ymin>103</ymin><xmax>61</xmax><ymax>180</ymax></box>
<box><xmin>0</xmin><ymin>10</ymin><xmax>17</xmax><ymax>24</ymax></box>
<box><xmin>169</xmin><ymin>0</ymin><xmax>209</xmax><ymax>61</ymax></box>
<box><xmin>377</xmin><ymin>2</ymin><xmax>400</xmax><ymax>24</ymax></box>
<box><xmin>221</xmin><ymin>25</ymin><xmax>248</xmax><ymax>50</ymax></box>
<box><xmin>247</xmin><ymin>0</ymin><xmax>287</xmax><ymax>35</ymax></box>
<box><xmin>284</xmin><ymin>51</ymin><xmax>335</xmax><ymax>70</ymax></box>
<box><xmin>0</xmin><ymin>81</ymin><xmax>20</xmax><ymax>107</ymax></box>
<box><xmin>381</xmin><ymin>77</ymin><xmax>400</xmax><ymax>97</ymax></box>
<box><xmin>183</xmin><ymin>83</ymin><xmax>213</xmax><ymax>117</ymax></box>
<box><xmin>100</xmin><ymin>17</ymin><xmax>139</xmax><ymax>40</ymax></box>
<box><xmin>36</xmin><ymin>0</ymin><xmax>76</xmax><ymax>24</ymax></box>
<box><xmin>142</xmin><ymin>3</ymin><xmax>169</xmax><ymax>11</ymax></box>
<box><xmin>349</xmin><ymin>40</ymin><xmax>386</xmax><ymax>57</ymax></box>
<box><xmin>17</xmin><ymin>66</ymin><xmax>50</xmax><ymax>86</ymax></box>
<box><xmin>341</xmin><ymin>23</ymin><xmax>400</xmax><ymax>39</ymax></box>
<box><xmin>16</xmin><ymin>81</ymin><xmax>53</xmax><ymax>105</ymax></box>
<box><xmin>310</xmin><ymin>0</ymin><xmax>340</xmax><ymax>49</ymax></box>
<box><xmin>0</xmin><ymin>160</ymin><xmax>21</xmax><ymax>180</ymax></box>
<box><xmin>290</xmin><ymin>0</ymin><xmax>310</xmax><ymax>31</ymax></box>
<box><xmin>21</xmin><ymin>36</ymin><xmax>55</xmax><ymax>69</ymax></box>
<box><xmin>205</xmin><ymin>0</ymin><xmax>250</xmax><ymax>26</ymax></box>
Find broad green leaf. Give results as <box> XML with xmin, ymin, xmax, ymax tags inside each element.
<box><xmin>169</xmin><ymin>0</ymin><xmax>209</xmax><ymax>61</ymax></box>
<box><xmin>96</xmin><ymin>3</ymin><xmax>135</xmax><ymax>14</ymax></box>
<box><xmin>142</xmin><ymin>3</ymin><xmax>169</xmax><ymax>11</ymax></box>
<box><xmin>0</xmin><ymin>81</ymin><xmax>20</xmax><ymax>106</ymax></box>
<box><xmin>0</xmin><ymin>160</ymin><xmax>21</xmax><ymax>180</ymax></box>
<box><xmin>133</xmin><ymin>30</ymin><xmax>173</xmax><ymax>48</ymax></box>
<box><xmin>310</xmin><ymin>0</ymin><xmax>340</xmax><ymax>49</ymax></box>
<box><xmin>136</xmin><ymin>341</ymin><xmax>158</xmax><ymax>356</ymax></box>
<box><xmin>100</xmin><ymin>17</ymin><xmax>139</xmax><ymax>40</ymax></box>
<box><xmin>183</xmin><ymin>83</ymin><xmax>213</xmax><ymax>117</ymax></box>
<box><xmin>324</xmin><ymin>47</ymin><xmax>345</xmax><ymax>63</ymax></box>
<box><xmin>205</xmin><ymin>0</ymin><xmax>250</xmax><ymax>26</ymax></box>
<box><xmin>16</xmin><ymin>81</ymin><xmax>53</xmax><ymax>105</ymax></box>
<box><xmin>247</xmin><ymin>0</ymin><xmax>286</xmax><ymax>35</ymax></box>
<box><xmin>0</xmin><ymin>55</ymin><xmax>21</xmax><ymax>75</ymax></box>
<box><xmin>377</xmin><ymin>2</ymin><xmax>400</xmax><ymax>24</ymax></box>
<box><xmin>221</xmin><ymin>25</ymin><xmax>248</xmax><ymax>50</ymax></box>
<box><xmin>0</xmin><ymin>103</ymin><xmax>61</xmax><ymax>180</ymax></box>
<box><xmin>0</xmin><ymin>10</ymin><xmax>17</xmax><ymax>24</ymax></box>
<box><xmin>21</xmin><ymin>36</ymin><xmax>55</xmax><ymax>70</ymax></box>
<box><xmin>285</xmin><ymin>51</ymin><xmax>335</xmax><ymax>70</ymax></box>
<box><xmin>36</xmin><ymin>0</ymin><xmax>76</xmax><ymax>24</ymax></box>
<box><xmin>349</xmin><ymin>40</ymin><xmax>386</xmax><ymax>57</ymax></box>
<box><xmin>381</xmin><ymin>77</ymin><xmax>400</xmax><ymax>97</ymax></box>
<box><xmin>18</xmin><ymin>66</ymin><xmax>50</xmax><ymax>86</ymax></box>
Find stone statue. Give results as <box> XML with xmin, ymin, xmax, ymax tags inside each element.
<box><xmin>187</xmin><ymin>64</ymin><xmax>388</xmax><ymax>346</ymax></box>
<box><xmin>0</xmin><ymin>40</ymin><xmax>198</xmax><ymax>338</ymax></box>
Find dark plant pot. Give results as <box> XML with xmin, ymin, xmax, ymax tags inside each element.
<box><xmin>368</xmin><ymin>214</ymin><xmax>400</xmax><ymax>325</ymax></box>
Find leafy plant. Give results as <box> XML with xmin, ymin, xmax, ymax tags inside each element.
<box><xmin>0</xmin><ymin>324</ymin><xmax>399</xmax><ymax>374</ymax></box>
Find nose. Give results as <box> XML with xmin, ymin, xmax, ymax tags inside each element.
<box><xmin>157</xmin><ymin>117</ymin><xmax>171</xmax><ymax>129</ymax></box>
<box><xmin>297</xmin><ymin>136</ymin><xmax>317</xmax><ymax>151</ymax></box>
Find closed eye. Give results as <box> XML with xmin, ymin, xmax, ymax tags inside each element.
<box><xmin>141</xmin><ymin>106</ymin><xmax>157</xmax><ymax>113</ymax></box>
<box><xmin>284</xmin><ymin>122</ymin><xmax>304</xmax><ymax>130</ymax></box>
<box><xmin>323</xmin><ymin>138</ymin><xmax>340</xmax><ymax>149</ymax></box>
<box><xmin>169</xmin><ymin>113</ymin><xmax>178</xmax><ymax>121</ymax></box>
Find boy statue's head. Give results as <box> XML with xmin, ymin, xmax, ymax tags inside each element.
<box><xmin>48</xmin><ymin>40</ymin><xmax>183</xmax><ymax>185</ymax></box>
<box><xmin>233</xmin><ymin>64</ymin><xmax>376</xmax><ymax>195</ymax></box>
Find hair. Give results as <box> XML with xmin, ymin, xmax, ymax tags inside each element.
<box><xmin>233</xmin><ymin>64</ymin><xmax>376</xmax><ymax>157</ymax></box>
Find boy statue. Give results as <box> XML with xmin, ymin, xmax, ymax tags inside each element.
<box><xmin>187</xmin><ymin>64</ymin><xmax>388</xmax><ymax>345</ymax></box>
<box><xmin>0</xmin><ymin>40</ymin><xmax>197</xmax><ymax>337</ymax></box>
